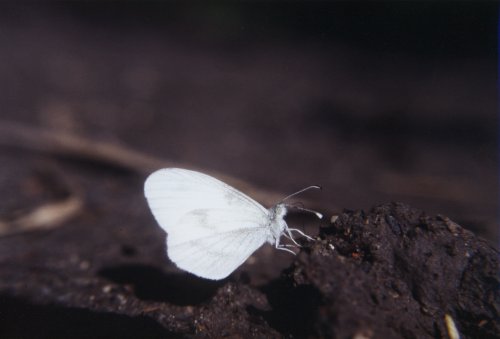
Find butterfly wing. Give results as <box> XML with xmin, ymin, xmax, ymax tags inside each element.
<box><xmin>144</xmin><ymin>168</ymin><xmax>272</xmax><ymax>279</ymax></box>
<box><xmin>144</xmin><ymin>168</ymin><xmax>267</xmax><ymax>232</ymax></box>
<box><xmin>167</xmin><ymin>208</ymin><xmax>270</xmax><ymax>280</ymax></box>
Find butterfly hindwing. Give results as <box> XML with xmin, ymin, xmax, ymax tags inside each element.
<box><xmin>167</xmin><ymin>208</ymin><xmax>270</xmax><ymax>279</ymax></box>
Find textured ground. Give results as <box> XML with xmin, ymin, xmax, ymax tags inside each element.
<box><xmin>0</xmin><ymin>187</ymin><xmax>498</xmax><ymax>338</ymax></box>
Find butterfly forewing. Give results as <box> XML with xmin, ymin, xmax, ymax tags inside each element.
<box><xmin>144</xmin><ymin>168</ymin><xmax>267</xmax><ymax>232</ymax></box>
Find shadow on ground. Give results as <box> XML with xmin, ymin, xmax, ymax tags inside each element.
<box><xmin>98</xmin><ymin>264</ymin><xmax>224</xmax><ymax>306</ymax></box>
<box><xmin>0</xmin><ymin>295</ymin><xmax>175</xmax><ymax>339</ymax></box>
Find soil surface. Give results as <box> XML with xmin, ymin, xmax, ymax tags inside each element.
<box><xmin>1</xmin><ymin>195</ymin><xmax>498</xmax><ymax>338</ymax></box>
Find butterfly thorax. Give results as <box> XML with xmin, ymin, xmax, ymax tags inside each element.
<box><xmin>267</xmin><ymin>203</ymin><xmax>288</xmax><ymax>243</ymax></box>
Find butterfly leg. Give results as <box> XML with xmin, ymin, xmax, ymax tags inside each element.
<box><xmin>281</xmin><ymin>235</ymin><xmax>298</xmax><ymax>247</ymax></box>
<box><xmin>283</xmin><ymin>232</ymin><xmax>301</xmax><ymax>247</ymax></box>
<box><xmin>276</xmin><ymin>245</ymin><xmax>296</xmax><ymax>255</ymax></box>
<box><xmin>288</xmin><ymin>228</ymin><xmax>315</xmax><ymax>241</ymax></box>
<box><xmin>275</xmin><ymin>237</ymin><xmax>297</xmax><ymax>254</ymax></box>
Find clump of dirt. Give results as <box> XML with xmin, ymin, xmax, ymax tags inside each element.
<box><xmin>284</xmin><ymin>202</ymin><xmax>499</xmax><ymax>338</ymax></box>
<box><xmin>0</xmin><ymin>203</ymin><xmax>498</xmax><ymax>338</ymax></box>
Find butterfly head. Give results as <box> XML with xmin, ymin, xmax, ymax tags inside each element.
<box><xmin>269</xmin><ymin>203</ymin><xmax>288</xmax><ymax>221</ymax></box>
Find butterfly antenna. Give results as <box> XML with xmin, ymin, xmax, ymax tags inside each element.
<box><xmin>294</xmin><ymin>206</ymin><xmax>323</xmax><ymax>219</ymax></box>
<box><xmin>280</xmin><ymin>185</ymin><xmax>322</xmax><ymax>219</ymax></box>
<box><xmin>289</xmin><ymin>201</ymin><xmax>305</xmax><ymax>209</ymax></box>
<box><xmin>281</xmin><ymin>185</ymin><xmax>321</xmax><ymax>202</ymax></box>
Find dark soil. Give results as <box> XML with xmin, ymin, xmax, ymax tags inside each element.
<box><xmin>1</xmin><ymin>196</ymin><xmax>498</xmax><ymax>338</ymax></box>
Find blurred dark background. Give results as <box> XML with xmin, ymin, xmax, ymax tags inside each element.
<box><xmin>0</xmin><ymin>2</ymin><xmax>497</xmax><ymax>243</ymax></box>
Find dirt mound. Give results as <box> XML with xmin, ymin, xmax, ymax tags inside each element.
<box><xmin>1</xmin><ymin>203</ymin><xmax>497</xmax><ymax>338</ymax></box>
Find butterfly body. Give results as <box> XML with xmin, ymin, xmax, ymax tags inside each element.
<box><xmin>266</xmin><ymin>203</ymin><xmax>288</xmax><ymax>244</ymax></box>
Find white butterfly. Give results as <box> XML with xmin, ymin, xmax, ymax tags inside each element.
<box><xmin>144</xmin><ymin>168</ymin><xmax>322</xmax><ymax>280</ymax></box>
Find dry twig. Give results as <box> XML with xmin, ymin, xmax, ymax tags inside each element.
<box><xmin>0</xmin><ymin>120</ymin><xmax>285</xmax><ymax>206</ymax></box>
<box><xmin>0</xmin><ymin>196</ymin><xmax>83</xmax><ymax>237</ymax></box>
